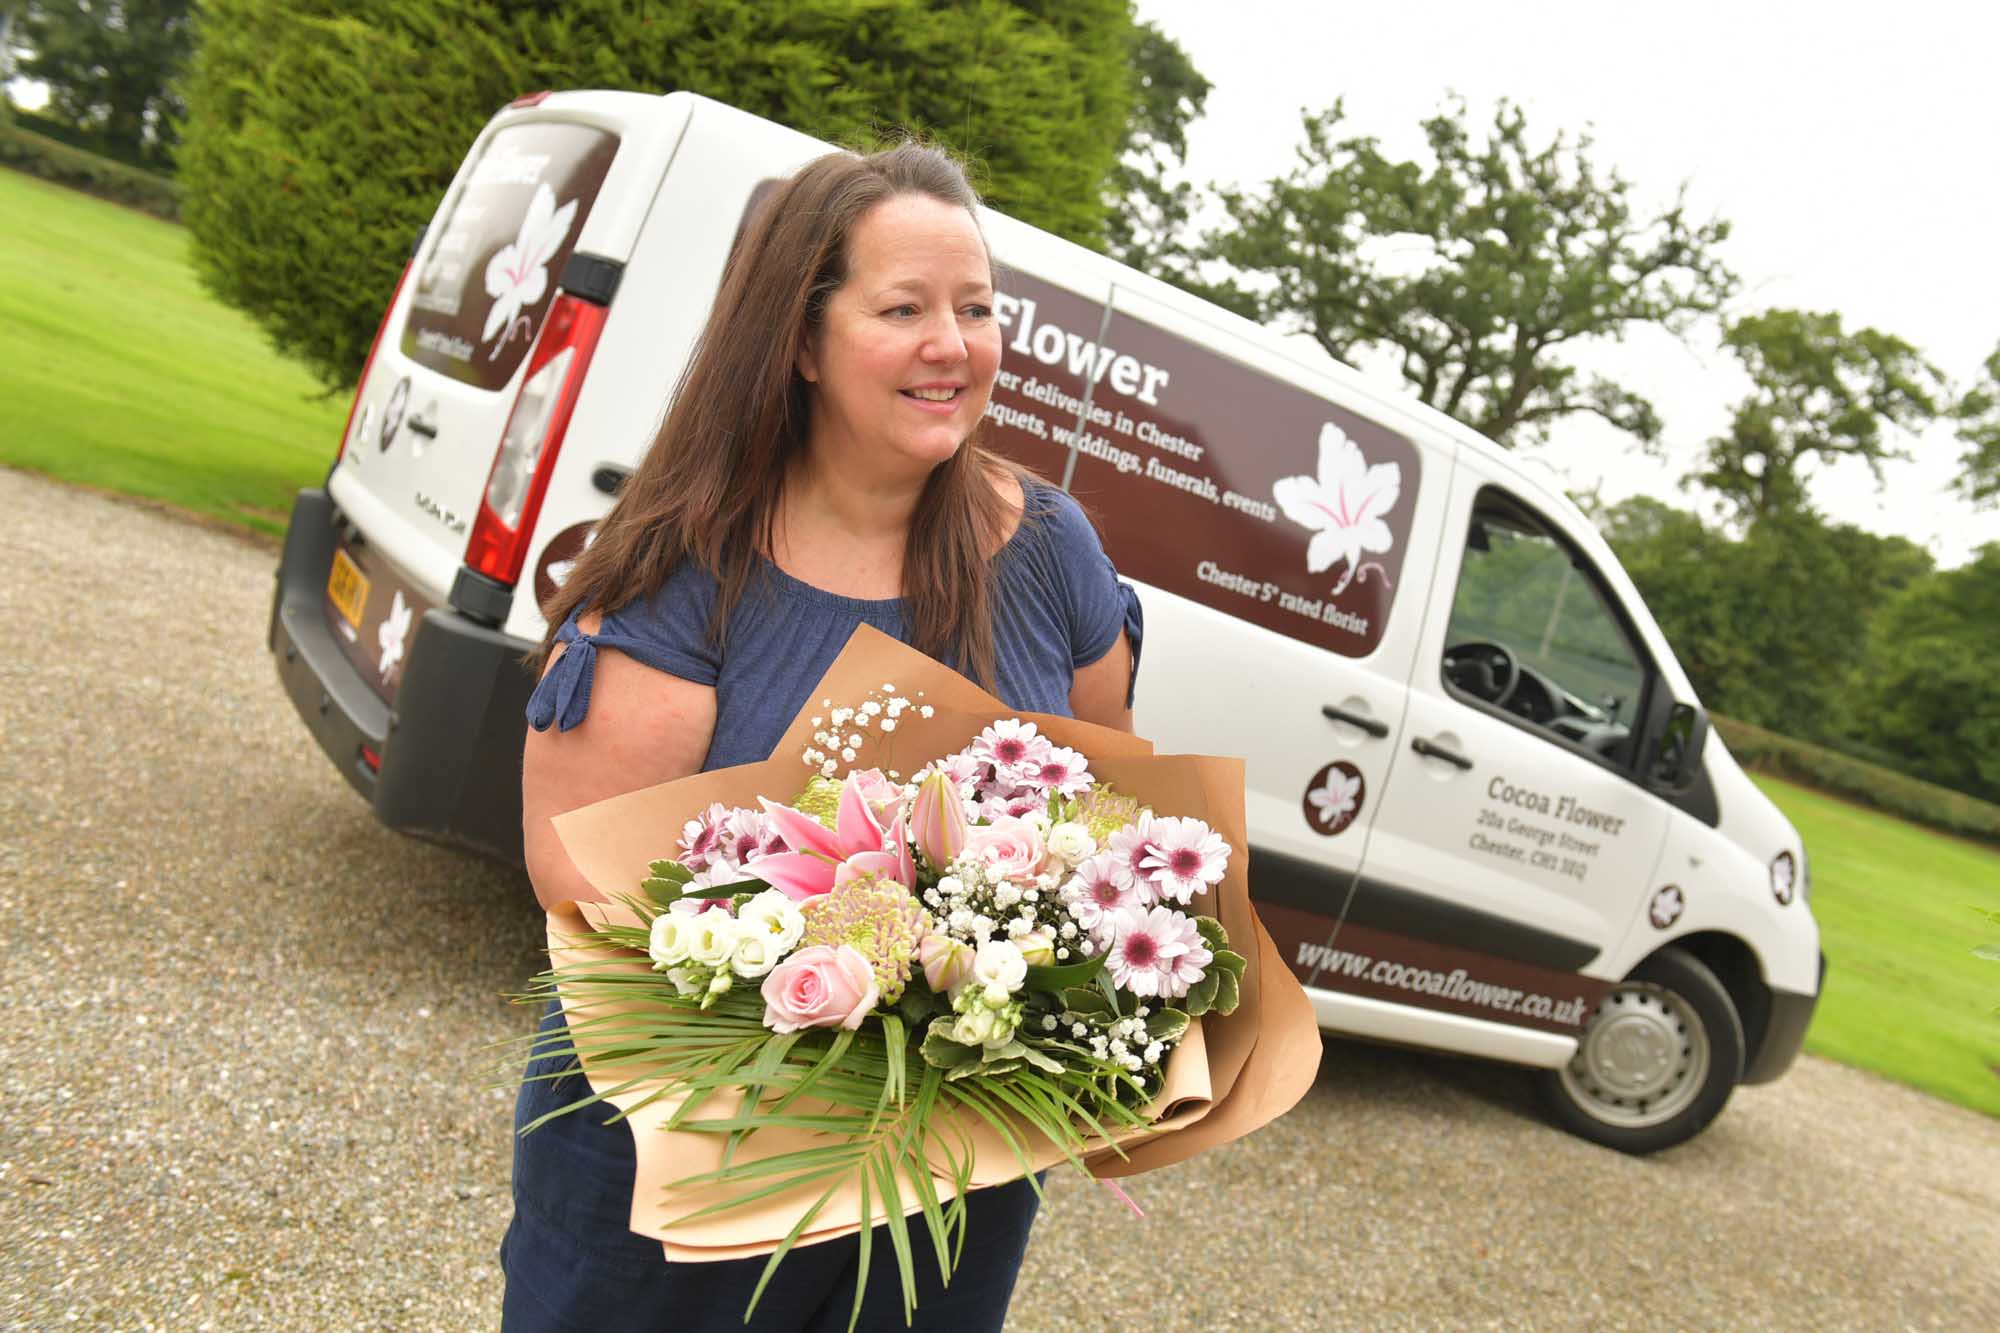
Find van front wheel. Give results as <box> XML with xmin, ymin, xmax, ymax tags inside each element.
<box><xmin>1536</xmin><ymin>947</ymin><xmax>1744</xmax><ymax>1154</ymax></box>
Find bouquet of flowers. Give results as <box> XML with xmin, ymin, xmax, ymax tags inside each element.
<box><xmin>519</xmin><ymin>626</ymin><xmax>1317</xmax><ymax>1328</ymax></box>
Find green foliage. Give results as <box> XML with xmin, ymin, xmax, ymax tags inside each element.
<box><xmin>1695</xmin><ymin>308</ymin><xmax>1946</xmax><ymax>521</ymax></box>
<box><xmin>1714</xmin><ymin>716</ymin><xmax>2000</xmax><ymax>846</ymax></box>
<box><xmin>1099</xmin><ymin>17</ymin><xmax>1211</xmax><ymax>272</ymax></box>
<box><xmin>1185</xmin><ymin>97</ymin><xmax>1736</xmax><ymax>447</ymax></box>
<box><xmin>176</xmin><ymin>0</ymin><xmax>1170</xmax><ymax>392</ymax></box>
<box><xmin>18</xmin><ymin>1</ymin><xmax>193</xmax><ymax>169</ymax></box>
<box><xmin>6</xmin><ymin>103</ymin><xmax>170</xmax><ymax>172</ymax></box>
<box><xmin>1951</xmin><ymin>342</ymin><xmax>2000</xmax><ymax>506</ymax></box>
<box><xmin>1603</xmin><ymin>497</ymin><xmax>1932</xmax><ymax>747</ymax></box>
<box><xmin>0</xmin><ymin>118</ymin><xmax>179</xmax><ymax>216</ymax></box>
<box><xmin>1853</xmin><ymin>545</ymin><xmax>2000</xmax><ymax>803</ymax></box>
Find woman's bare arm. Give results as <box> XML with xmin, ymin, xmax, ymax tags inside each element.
<box><xmin>1068</xmin><ymin>631</ymin><xmax>1135</xmax><ymax>734</ymax></box>
<box><xmin>522</xmin><ymin>615</ymin><xmax>719</xmax><ymax>912</ymax></box>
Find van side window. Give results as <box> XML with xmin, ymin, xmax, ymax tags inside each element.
<box><xmin>1442</xmin><ymin>493</ymin><xmax>1650</xmax><ymax>769</ymax></box>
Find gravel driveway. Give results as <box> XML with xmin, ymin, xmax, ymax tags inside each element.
<box><xmin>3</xmin><ymin>465</ymin><xmax>1996</xmax><ymax>1330</ymax></box>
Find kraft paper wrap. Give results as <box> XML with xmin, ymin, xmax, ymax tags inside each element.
<box><xmin>546</xmin><ymin>625</ymin><xmax>1320</xmax><ymax>1261</ymax></box>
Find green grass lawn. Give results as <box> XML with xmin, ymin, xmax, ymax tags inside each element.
<box><xmin>0</xmin><ymin>167</ymin><xmax>347</xmax><ymax>538</ymax></box>
<box><xmin>1760</xmin><ymin>774</ymin><xmax>2000</xmax><ymax>1117</ymax></box>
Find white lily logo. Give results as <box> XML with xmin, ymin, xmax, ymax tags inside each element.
<box><xmin>1308</xmin><ymin>769</ymin><xmax>1362</xmax><ymax>825</ymax></box>
<box><xmin>481</xmin><ymin>181</ymin><xmax>578</xmax><ymax>350</ymax></box>
<box><xmin>1272</xmin><ymin>423</ymin><xmax>1403</xmax><ymax>595</ymax></box>
<box><xmin>378</xmin><ymin>590</ymin><xmax>413</xmax><ymax>682</ymax></box>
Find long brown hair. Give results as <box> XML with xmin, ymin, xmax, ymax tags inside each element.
<box><xmin>536</xmin><ymin>141</ymin><xmax>1024</xmax><ymax>686</ymax></box>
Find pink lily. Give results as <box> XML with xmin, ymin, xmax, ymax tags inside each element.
<box><xmin>754</xmin><ymin>774</ymin><xmax>916</xmax><ymax>902</ymax></box>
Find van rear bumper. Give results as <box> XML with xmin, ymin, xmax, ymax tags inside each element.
<box><xmin>268</xmin><ymin>487</ymin><xmax>533</xmax><ymax>865</ymax></box>
<box><xmin>1743</xmin><ymin>952</ymin><xmax>1826</xmax><ymax>1085</ymax></box>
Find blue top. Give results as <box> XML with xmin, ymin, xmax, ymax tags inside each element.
<box><xmin>526</xmin><ymin>479</ymin><xmax>1143</xmax><ymax>770</ymax></box>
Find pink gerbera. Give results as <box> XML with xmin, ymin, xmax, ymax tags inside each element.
<box><xmin>1104</xmin><ymin>813</ymin><xmax>1158</xmax><ymax>899</ymax></box>
<box><xmin>1025</xmin><ymin>745</ymin><xmax>1093</xmax><ymax>799</ymax></box>
<box><xmin>970</xmin><ymin>719</ymin><xmax>1050</xmax><ymax>775</ymax></box>
<box><xmin>1137</xmin><ymin>816</ymin><xmax>1230</xmax><ymax>905</ymax></box>
<box><xmin>1103</xmin><ymin>905</ymin><xmax>1212</xmax><ymax>999</ymax></box>
<box><xmin>1064</xmin><ymin>851</ymin><xmax>1140</xmax><ymax>939</ymax></box>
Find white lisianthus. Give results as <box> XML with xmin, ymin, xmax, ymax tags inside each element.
<box><xmin>972</xmin><ymin>939</ymin><xmax>1028</xmax><ymax>995</ymax></box>
<box><xmin>950</xmin><ymin>1007</ymin><xmax>1000</xmax><ymax>1047</ymax></box>
<box><xmin>1045</xmin><ymin>820</ymin><xmax>1097</xmax><ymax>868</ymax></box>
<box><xmin>665</xmin><ymin>965</ymin><xmax>705</xmax><ymax>996</ymax></box>
<box><xmin>648</xmin><ymin>912</ymin><xmax>694</xmax><ymax>969</ymax></box>
<box><xmin>1016</xmin><ymin>928</ymin><xmax>1057</xmax><ymax>968</ymax></box>
<box><xmin>1015</xmin><ymin>808</ymin><xmax>1054</xmax><ymax>837</ymax></box>
<box><xmin>738</xmin><ymin>889</ymin><xmax>806</xmax><ymax>954</ymax></box>
<box><xmin>730</xmin><ymin>932</ymin><xmax>782</xmax><ymax>979</ymax></box>
<box><xmin>686</xmin><ymin>908</ymin><xmax>739</xmax><ymax>968</ymax></box>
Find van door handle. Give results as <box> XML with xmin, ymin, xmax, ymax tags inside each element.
<box><xmin>1320</xmin><ymin>704</ymin><xmax>1389</xmax><ymax>738</ymax></box>
<box><xmin>1411</xmin><ymin>736</ymin><xmax>1473</xmax><ymax>770</ymax></box>
<box><xmin>406</xmin><ymin>417</ymin><xmax>438</xmax><ymax>439</ymax></box>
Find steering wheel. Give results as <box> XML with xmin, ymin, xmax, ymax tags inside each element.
<box><xmin>1444</xmin><ymin>640</ymin><xmax>1521</xmax><ymax>708</ymax></box>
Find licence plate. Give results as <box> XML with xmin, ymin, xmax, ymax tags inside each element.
<box><xmin>326</xmin><ymin>548</ymin><xmax>370</xmax><ymax>630</ymax></box>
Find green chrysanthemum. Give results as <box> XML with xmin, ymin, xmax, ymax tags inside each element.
<box><xmin>1072</xmin><ymin>784</ymin><xmax>1148</xmax><ymax>844</ymax></box>
<box><xmin>801</xmin><ymin>874</ymin><xmax>932</xmax><ymax>1004</ymax></box>
<box><xmin>790</xmin><ymin>775</ymin><xmax>844</xmax><ymax>828</ymax></box>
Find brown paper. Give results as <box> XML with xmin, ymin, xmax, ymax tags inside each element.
<box><xmin>547</xmin><ymin>624</ymin><xmax>1319</xmax><ymax>1259</ymax></box>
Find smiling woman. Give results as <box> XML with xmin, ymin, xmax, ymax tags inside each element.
<box><xmin>502</xmin><ymin>142</ymin><xmax>1142</xmax><ymax>1333</ymax></box>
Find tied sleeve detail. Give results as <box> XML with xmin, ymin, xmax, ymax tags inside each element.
<box><xmin>526</xmin><ymin>620</ymin><xmax>671</xmax><ymax>733</ymax></box>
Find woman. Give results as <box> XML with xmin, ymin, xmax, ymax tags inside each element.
<box><xmin>499</xmin><ymin>143</ymin><xmax>1142</xmax><ymax>1331</ymax></box>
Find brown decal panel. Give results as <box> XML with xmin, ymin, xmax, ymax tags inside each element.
<box><xmin>1299</xmin><ymin>921</ymin><xmax>1612</xmax><ymax>1035</ymax></box>
<box><xmin>980</xmin><ymin>271</ymin><xmax>1421</xmax><ymax>658</ymax></box>
<box><xmin>322</xmin><ymin>539</ymin><xmax>433</xmax><ymax>705</ymax></box>
<box><xmin>402</xmin><ymin>121</ymin><xmax>620</xmax><ymax>391</ymax></box>
<box><xmin>1255</xmin><ymin>901</ymin><xmax>1342</xmax><ymax>989</ymax></box>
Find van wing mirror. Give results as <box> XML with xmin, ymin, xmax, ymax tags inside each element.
<box><xmin>1650</xmin><ymin>702</ymin><xmax>1709</xmax><ymax>792</ymax></box>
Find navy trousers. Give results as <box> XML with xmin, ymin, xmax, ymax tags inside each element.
<box><xmin>499</xmin><ymin>1006</ymin><xmax>1041</xmax><ymax>1332</ymax></box>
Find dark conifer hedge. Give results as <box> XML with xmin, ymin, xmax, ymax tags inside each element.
<box><xmin>177</xmin><ymin>0</ymin><xmax>1145</xmax><ymax>391</ymax></box>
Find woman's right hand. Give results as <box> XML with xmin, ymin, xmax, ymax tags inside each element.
<box><xmin>521</xmin><ymin>613</ymin><xmax>719</xmax><ymax>912</ymax></box>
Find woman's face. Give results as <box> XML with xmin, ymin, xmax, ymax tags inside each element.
<box><xmin>798</xmin><ymin>193</ymin><xmax>1001</xmax><ymax>482</ymax></box>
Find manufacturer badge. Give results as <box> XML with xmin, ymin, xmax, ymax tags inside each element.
<box><xmin>1648</xmin><ymin>884</ymin><xmax>1685</xmax><ymax>930</ymax></box>
<box><xmin>1302</xmin><ymin>760</ymin><xmax>1365</xmax><ymax>836</ymax></box>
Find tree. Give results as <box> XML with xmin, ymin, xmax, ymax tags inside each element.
<box><xmin>18</xmin><ymin>1</ymin><xmax>192</xmax><ymax>167</ymax></box>
<box><xmin>1856</xmin><ymin>545</ymin><xmax>2000</xmax><ymax>802</ymax></box>
<box><xmin>1100</xmin><ymin>18</ymin><xmax>1210</xmax><ymax>273</ymax></box>
<box><xmin>1952</xmin><ymin>342</ymin><xmax>2000</xmax><ymax>506</ymax></box>
<box><xmin>1601</xmin><ymin>498</ymin><xmax>1931</xmax><ymax>745</ymax></box>
<box><xmin>177</xmin><ymin>0</ymin><xmax>1186</xmax><ymax>392</ymax></box>
<box><xmin>1693</xmin><ymin>309</ymin><xmax>1946</xmax><ymax>522</ymax></box>
<box><xmin>1187</xmin><ymin>98</ymin><xmax>1736</xmax><ymax>448</ymax></box>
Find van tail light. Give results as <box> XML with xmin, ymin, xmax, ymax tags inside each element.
<box><xmin>334</xmin><ymin>256</ymin><xmax>416</xmax><ymax>465</ymax></box>
<box><xmin>462</xmin><ymin>293</ymin><xmax>608</xmax><ymax>587</ymax></box>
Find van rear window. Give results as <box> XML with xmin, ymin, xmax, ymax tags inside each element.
<box><xmin>401</xmin><ymin>121</ymin><xmax>619</xmax><ymax>391</ymax></box>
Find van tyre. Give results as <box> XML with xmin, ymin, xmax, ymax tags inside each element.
<box><xmin>1537</xmin><ymin>946</ymin><xmax>1744</xmax><ymax>1154</ymax></box>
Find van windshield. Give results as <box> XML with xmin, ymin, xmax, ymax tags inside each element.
<box><xmin>400</xmin><ymin>121</ymin><xmax>619</xmax><ymax>391</ymax></box>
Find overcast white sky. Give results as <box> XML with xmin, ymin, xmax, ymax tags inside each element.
<box><xmin>1136</xmin><ymin>0</ymin><xmax>2000</xmax><ymax>566</ymax></box>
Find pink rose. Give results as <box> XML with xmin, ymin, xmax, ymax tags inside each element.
<box><xmin>963</xmin><ymin>818</ymin><xmax>1046</xmax><ymax>880</ymax></box>
<box><xmin>760</xmin><ymin>944</ymin><xmax>880</xmax><ymax>1033</ymax></box>
<box><xmin>849</xmin><ymin>768</ymin><xmax>908</xmax><ymax>829</ymax></box>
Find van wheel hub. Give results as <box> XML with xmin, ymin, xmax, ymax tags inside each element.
<box><xmin>1559</xmin><ymin>982</ymin><xmax>1708</xmax><ymax>1129</ymax></box>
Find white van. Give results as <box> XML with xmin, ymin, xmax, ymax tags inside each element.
<box><xmin>269</xmin><ymin>91</ymin><xmax>1822</xmax><ymax>1154</ymax></box>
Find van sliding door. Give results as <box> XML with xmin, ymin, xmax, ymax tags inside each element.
<box><xmin>978</xmin><ymin>268</ymin><xmax>1451</xmax><ymax>988</ymax></box>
